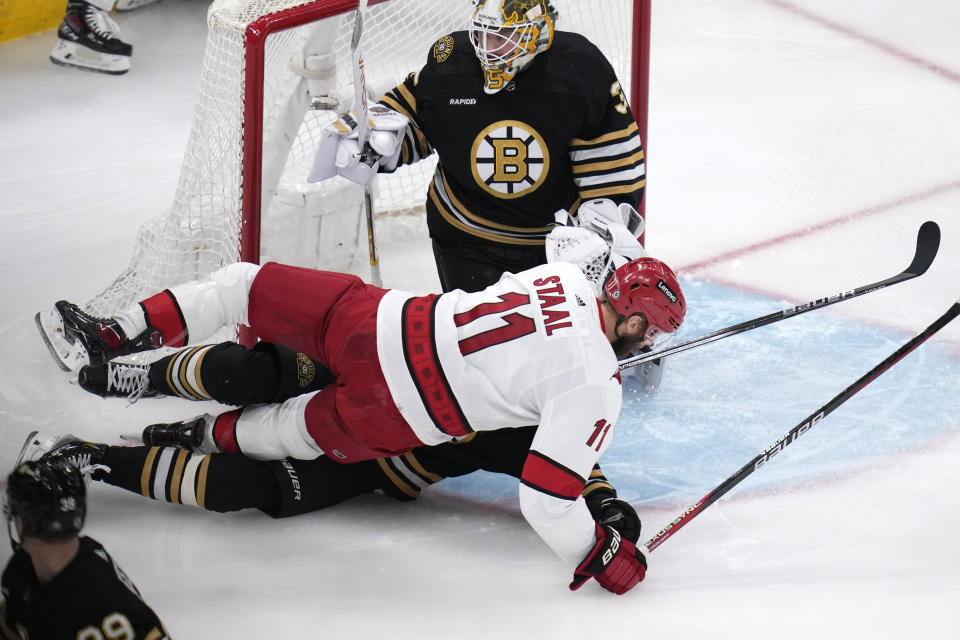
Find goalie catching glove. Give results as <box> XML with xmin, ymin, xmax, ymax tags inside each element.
<box><xmin>570</xmin><ymin>522</ymin><xmax>648</xmax><ymax>595</ymax></box>
<box><xmin>546</xmin><ymin>198</ymin><xmax>646</xmax><ymax>293</ymax></box>
<box><xmin>308</xmin><ymin>104</ymin><xmax>408</xmax><ymax>185</ymax></box>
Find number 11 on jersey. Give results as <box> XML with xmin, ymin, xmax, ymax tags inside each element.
<box><xmin>586</xmin><ymin>419</ymin><xmax>611</xmax><ymax>451</ymax></box>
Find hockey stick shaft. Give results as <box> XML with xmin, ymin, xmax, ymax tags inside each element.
<box><xmin>350</xmin><ymin>0</ymin><xmax>382</xmax><ymax>286</ymax></box>
<box><xmin>619</xmin><ymin>221</ymin><xmax>940</xmax><ymax>370</ymax></box>
<box><xmin>643</xmin><ymin>296</ymin><xmax>960</xmax><ymax>553</ymax></box>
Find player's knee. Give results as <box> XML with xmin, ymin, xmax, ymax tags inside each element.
<box><xmin>201</xmin><ymin>342</ymin><xmax>280</xmax><ymax>405</ymax></box>
<box><xmin>255</xmin><ymin>342</ymin><xmax>334</xmax><ymax>402</ymax></box>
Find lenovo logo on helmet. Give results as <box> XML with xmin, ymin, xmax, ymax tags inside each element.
<box><xmin>657</xmin><ymin>279</ymin><xmax>678</xmax><ymax>304</ymax></box>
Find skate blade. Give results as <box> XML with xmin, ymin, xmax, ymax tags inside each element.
<box><xmin>35</xmin><ymin>308</ymin><xmax>89</xmax><ymax>372</ymax></box>
<box><xmin>14</xmin><ymin>431</ymin><xmax>41</xmax><ymax>466</ymax></box>
<box><xmin>119</xmin><ymin>432</ymin><xmax>144</xmax><ymax>445</ymax></box>
<box><xmin>50</xmin><ymin>40</ymin><xmax>130</xmax><ymax>75</ymax></box>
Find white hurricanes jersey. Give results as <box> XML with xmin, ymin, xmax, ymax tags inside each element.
<box><xmin>377</xmin><ymin>262</ymin><xmax>624</xmax><ymax>566</ymax></box>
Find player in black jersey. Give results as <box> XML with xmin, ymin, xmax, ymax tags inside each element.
<box><xmin>32</xmin><ymin>341</ymin><xmax>640</xmax><ymax>544</ymax></box>
<box><xmin>1</xmin><ymin>457</ymin><xmax>169</xmax><ymax>639</ymax></box>
<box><xmin>313</xmin><ymin>0</ymin><xmax>645</xmax><ymax>294</ymax></box>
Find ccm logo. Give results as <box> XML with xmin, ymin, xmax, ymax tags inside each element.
<box><xmin>657</xmin><ymin>279</ymin><xmax>678</xmax><ymax>303</ymax></box>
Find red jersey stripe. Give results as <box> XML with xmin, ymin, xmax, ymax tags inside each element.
<box><xmin>521</xmin><ymin>450</ymin><xmax>586</xmax><ymax>500</ymax></box>
<box><xmin>140</xmin><ymin>289</ymin><xmax>188</xmax><ymax>348</ymax></box>
<box><xmin>401</xmin><ymin>295</ymin><xmax>472</xmax><ymax>437</ymax></box>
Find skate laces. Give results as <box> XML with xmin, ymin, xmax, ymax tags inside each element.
<box><xmin>82</xmin><ymin>4</ymin><xmax>119</xmax><ymax>40</ymax></box>
<box><xmin>107</xmin><ymin>363</ymin><xmax>151</xmax><ymax>403</ymax></box>
<box><xmin>63</xmin><ymin>451</ymin><xmax>110</xmax><ymax>483</ymax></box>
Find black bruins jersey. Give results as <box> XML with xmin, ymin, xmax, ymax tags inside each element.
<box><xmin>371</xmin><ymin>427</ymin><xmax>618</xmax><ymax>505</ymax></box>
<box><xmin>380</xmin><ymin>30</ymin><xmax>645</xmax><ymax>248</ymax></box>
<box><xmin>250</xmin><ymin>428</ymin><xmax>618</xmax><ymax>518</ymax></box>
<box><xmin>1</xmin><ymin>537</ymin><xmax>168</xmax><ymax>640</ymax></box>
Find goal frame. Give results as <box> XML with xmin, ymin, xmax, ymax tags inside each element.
<box><xmin>239</xmin><ymin>0</ymin><xmax>652</xmax><ymax>266</ymax></box>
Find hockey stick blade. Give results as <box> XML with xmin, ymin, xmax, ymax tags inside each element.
<box><xmin>643</xmin><ymin>295</ymin><xmax>960</xmax><ymax>554</ymax></box>
<box><xmin>620</xmin><ymin>220</ymin><xmax>941</xmax><ymax>370</ymax></box>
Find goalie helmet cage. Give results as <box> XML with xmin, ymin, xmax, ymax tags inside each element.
<box><xmin>85</xmin><ymin>0</ymin><xmax>651</xmax><ymax>324</ymax></box>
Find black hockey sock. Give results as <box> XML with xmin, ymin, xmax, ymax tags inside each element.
<box><xmin>146</xmin><ymin>341</ymin><xmax>333</xmax><ymax>405</ymax></box>
<box><xmin>100</xmin><ymin>446</ymin><xmax>281</xmax><ymax>514</ymax></box>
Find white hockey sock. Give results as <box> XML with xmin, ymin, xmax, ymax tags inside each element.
<box><xmin>114</xmin><ymin>308</ymin><xmax>146</xmax><ymax>340</ymax></box>
<box><xmin>234</xmin><ymin>393</ymin><xmax>325</xmax><ymax>461</ymax></box>
<box><xmin>117</xmin><ymin>262</ymin><xmax>262</xmax><ymax>345</ymax></box>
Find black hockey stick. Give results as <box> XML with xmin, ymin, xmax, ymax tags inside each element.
<box><xmin>643</xmin><ymin>294</ymin><xmax>960</xmax><ymax>553</ymax></box>
<box><xmin>619</xmin><ymin>220</ymin><xmax>940</xmax><ymax>370</ymax></box>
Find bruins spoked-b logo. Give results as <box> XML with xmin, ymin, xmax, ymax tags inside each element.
<box><xmin>471</xmin><ymin>120</ymin><xmax>549</xmax><ymax>199</ymax></box>
<box><xmin>433</xmin><ymin>35</ymin><xmax>455</xmax><ymax>63</ymax></box>
<box><xmin>296</xmin><ymin>352</ymin><xmax>316</xmax><ymax>388</ymax></box>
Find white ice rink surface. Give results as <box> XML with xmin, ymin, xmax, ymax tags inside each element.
<box><xmin>2</xmin><ymin>1</ymin><xmax>960</xmax><ymax>637</ymax></box>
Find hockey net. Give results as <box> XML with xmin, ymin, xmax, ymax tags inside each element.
<box><xmin>85</xmin><ymin>0</ymin><xmax>650</xmax><ymax>316</ymax></box>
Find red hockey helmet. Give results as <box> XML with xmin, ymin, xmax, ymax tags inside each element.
<box><xmin>604</xmin><ymin>257</ymin><xmax>686</xmax><ymax>346</ymax></box>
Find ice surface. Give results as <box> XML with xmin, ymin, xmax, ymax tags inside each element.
<box><xmin>1</xmin><ymin>1</ymin><xmax>959</xmax><ymax>637</ymax></box>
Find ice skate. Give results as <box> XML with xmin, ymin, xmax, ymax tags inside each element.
<box><xmin>14</xmin><ymin>431</ymin><xmax>44</xmax><ymax>467</ymax></box>
<box><xmin>78</xmin><ymin>362</ymin><xmax>158</xmax><ymax>402</ymax></box>
<box><xmin>140</xmin><ymin>416</ymin><xmax>216</xmax><ymax>453</ymax></box>
<box><xmin>14</xmin><ymin>431</ymin><xmax>107</xmax><ymax>479</ymax></box>
<box><xmin>50</xmin><ymin>0</ymin><xmax>133</xmax><ymax>75</ymax></box>
<box><xmin>36</xmin><ymin>300</ymin><xmax>161</xmax><ymax>372</ymax></box>
<box><xmin>38</xmin><ymin>435</ymin><xmax>111</xmax><ymax>482</ymax></box>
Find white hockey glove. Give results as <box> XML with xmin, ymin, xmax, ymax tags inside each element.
<box><xmin>545</xmin><ymin>225</ymin><xmax>613</xmax><ymax>295</ymax></box>
<box><xmin>308</xmin><ymin>104</ymin><xmax>408</xmax><ymax>185</ymax></box>
<box><xmin>577</xmin><ymin>198</ymin><xmax>646</xmax><ymax>264</ymax></box>
<box><xmin>545</xmin><ymin>199</ymin><xmax>646</xmax><ymax>293</ymax></box>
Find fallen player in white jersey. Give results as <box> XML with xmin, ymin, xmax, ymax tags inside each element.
<box><xmin>37</xmin><ymin>255</ymin><xmax>685</xmax><ymax>595</ymax></box>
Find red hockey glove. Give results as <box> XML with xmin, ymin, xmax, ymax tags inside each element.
<box><xmin>569</xmin><ymin>523</ymin><xmax>647</xmax><ymax>595</ymax></box>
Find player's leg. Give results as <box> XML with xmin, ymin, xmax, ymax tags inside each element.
<box><xmin>77</xmin><ymin>342</ymin><xmax>334</xmax><ymax>404</ymax></box>
<box><xmin>142</xmin><ymin>370</ymin><xmax>419</xmax><ymax>464</ymax></box>
<box><xmin>37</xmin><ymin>262</ymin><xmax>261</xmax><ymax>370</ymax></box>
<box><xmin>141</xmin><ymin>393</ymin><xmax>325</xmax><ymax>461</ymax></box>
<box><xmin>50</xmin><ymin>0</ymin><xmax>133</xmax><ymax>75</ymax></box>
<box><xmin>36</xmin><ymin>438</ymin><xmax>382</xmax><ymax>516</ymax></box>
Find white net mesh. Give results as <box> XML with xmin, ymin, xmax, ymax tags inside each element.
<box><xmin>86</xmin><ymin>0</ymin><xmax>641</xmax><ymax>315</ymax></box>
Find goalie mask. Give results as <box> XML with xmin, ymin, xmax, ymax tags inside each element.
<box><xmin>469</xmin><ymin>0</ymin><xmax>556</xmax><ymax>94</ymax></box>
<box><xmin>604</xmin><ymin>257</ymin><xmax>686</xmax><ymax>348</ymax></box>
<box><xmin>5</xmin><ymin>459</ymin><xmax>86</xmax><ymax>547</ymax></box>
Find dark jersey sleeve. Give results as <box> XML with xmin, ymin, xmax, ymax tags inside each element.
<box><xmin>554</xmin><ymin>34</ymin><xmax>645</xmax><ymax>211</ymax></box>
<box><xmin>377</xmin><ymin>71</ymin><xmax>434</xmax><ymax>168</ymax></box>
<box><xmin>1</xmin><ymin>538</ymin><xmax>168</xmax><ymax>639</ymax></box>
<box><xmin>371</xmin><ymin>427</ymin><xmax>623</xmax><ymax>507</ymax></box>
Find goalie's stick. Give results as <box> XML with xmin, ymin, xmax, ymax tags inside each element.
<box><xmin>350</xmin><ymin>0</ymin><xmax>382</xmax><ymax>287</ymax></box>
<box><xmin>619</xmin><ymin>220</ymin><xmax>940</xmax><ymax>370</ymax></box>
<box><xmin>643</xmin><ymin>293</ymin><xmax>960</xmax><ymax>553</ymax></box>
